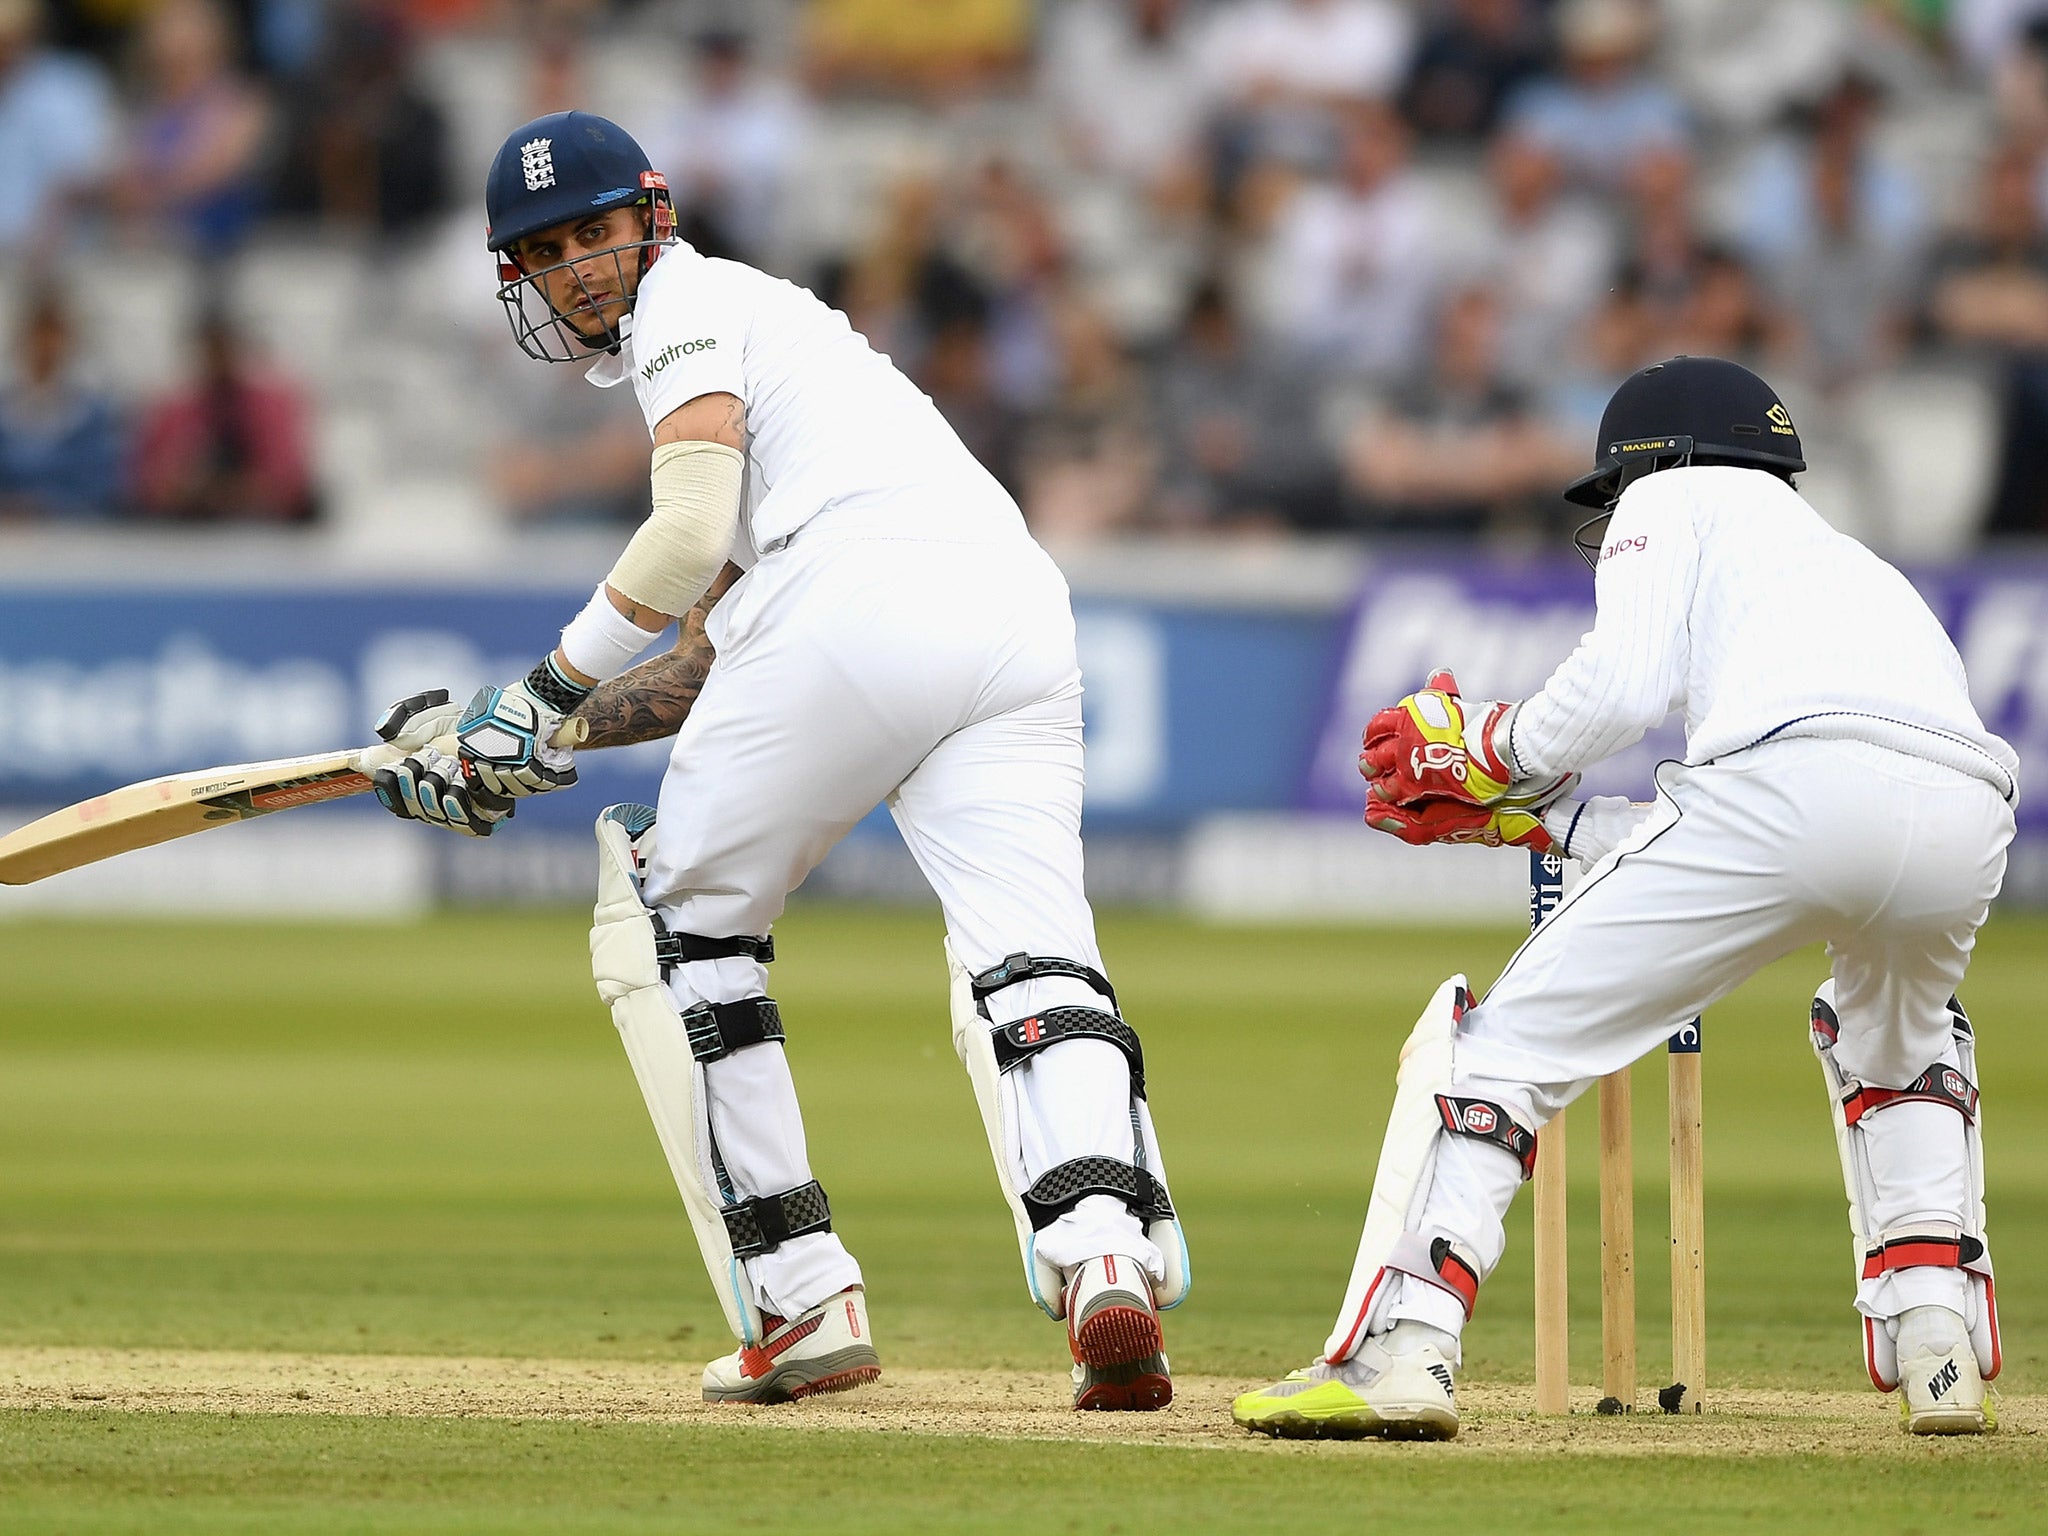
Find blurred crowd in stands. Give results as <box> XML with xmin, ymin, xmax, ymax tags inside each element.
<box><xmin>7</xmin><ymin>0</ymin><xmax>2048</xmax><ymax>552</ymax></box>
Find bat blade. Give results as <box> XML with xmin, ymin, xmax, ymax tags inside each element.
<box><xmin>0</xmin><ymin>717</ymin><xmax>586</xmax><ymax>886</ymax></box>
<box><xmin>0</xmin><ymin>744</ymin><xmax>401</xmax><ymax>886</ymax></box>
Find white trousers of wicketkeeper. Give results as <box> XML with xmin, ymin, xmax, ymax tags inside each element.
<box><xmin>638</xmin><ymin>495</ymin><xmax>1162</xmax><ymax>1322</ymax></box>
<box><xmin>1376</xmin><ymin>736</ymin><xmax>2014</xmax><ymax>1340</ymax></box>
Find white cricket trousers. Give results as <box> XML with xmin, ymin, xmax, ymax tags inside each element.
<box><xmin>639</xmin><ymin>500</ymin><xmax>1156</xmax><ymax>1321</ymax></box>
<box><xmin>1388</xmin><ymin>737</ymin><xmax>2014</xmax><ymax>1338</ymax></box>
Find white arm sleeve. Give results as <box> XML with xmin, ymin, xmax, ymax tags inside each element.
<box><xmin>606</xmin><ymin>440</ymin><xmax>744</xmax><ymax>619</ymax></box>
<box><xmin>558</xmin><ymin>583</ymin><xmax>669</xmax><ymax>682</ymax></box>
<box><xmin>1508</xmin><ymin>478</ymin><xmax>1701</xmax><ymax>778</ymax></box>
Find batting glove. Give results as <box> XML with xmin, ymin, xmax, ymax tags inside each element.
<box><xmin>372</xmin><ymin>688</ymin><xmax>465</xmax><ymax>752</ymax></box>
<box><xmin>371</xmin><ymin>745</ymin><xmax>517</xmax><ymax>837</ymax></box>
<box><xmin>455</xmin><ymin>658</ymin><xmax>589</xmax><ymax>799</ymax></box>
<box><xmin>1359</xmin><ymin>668</ymin><xmax>1517</xmax><ymax>808</ymax></box>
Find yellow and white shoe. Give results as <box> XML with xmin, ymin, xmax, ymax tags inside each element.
<box><xmin>1896</xmin><ymin>1306</ymin><xmax>1993</xmax><ymax>1436</ymax></box>
<box><xmin>1233</xmin><ymin>1326</ymin><xmax>1459</xmax><ymax>1441</ymax></box>
<box><xmin>701</xmin><ymin>1287</ymin><xmax>881</xmax><ymax>1404</ymax></box>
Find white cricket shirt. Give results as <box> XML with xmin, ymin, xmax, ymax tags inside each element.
<box><xmin>586</xmin><ymin>242</ymin><xmax>1017</xmax><ymax>556</ymax></box>
<box><xmin>1510</xmin><ymin>466</ymin><xmax>2020</xmax><ymax>800</ymax></box>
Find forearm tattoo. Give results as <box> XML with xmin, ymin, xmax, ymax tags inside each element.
<box><xmin>573</xmin><ymin>594</ymin><xmax>719</xmax><ymax>749</ymax></box>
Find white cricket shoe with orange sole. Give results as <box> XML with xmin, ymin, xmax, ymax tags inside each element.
<box><xmin>1065</xmin><ymin>1254</ymin><xmax>1172</xmax><ymax>1411</ymax></box>
<box><xmin>701</xmin><ymin>1287</ymin><xmax>881</xmax><ymax>1404</ymax></box>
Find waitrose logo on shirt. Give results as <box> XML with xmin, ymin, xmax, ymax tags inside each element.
<box><xmin>640</xmin><ymin>338</ymin><xmax>717</xmax><ymax>381</ymax></box>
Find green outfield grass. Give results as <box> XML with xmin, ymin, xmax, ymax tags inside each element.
<box><xmin>2</xmin><ymin>905</ymin><xmax>2044</xmax><ymax>1533</ymax></box>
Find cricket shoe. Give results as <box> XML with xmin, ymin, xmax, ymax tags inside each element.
<box><xmin>1895</xmin><ymin>1305</ymin><xmax>1993</xmax><ymax>1435</ymax></box>
<box><xmin>1232</xmin><ymin>1325</ymin><xmax>1459</xmax><ymax>1441</ymax></box>
<box><xmin>701</xmin><ymin>1287</ymin><xmax>881</xmax><ymax>1404</ymax></box>
<box><xmin>1065</xmin><ymin>1254</ymin><xmax>1172</xmax><ymax>1411</ymax></box>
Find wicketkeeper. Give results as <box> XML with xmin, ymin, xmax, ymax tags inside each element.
<box><xmin>1234</xmin><ymin>356</ymin><xmax>2016</xmax><ymax>1439</ymax></box>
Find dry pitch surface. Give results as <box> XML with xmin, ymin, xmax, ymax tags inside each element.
<box><xmin>4</xmin><ymin>1346</ymin><xmax>2036</xmax><ymax>1459</ymax></box>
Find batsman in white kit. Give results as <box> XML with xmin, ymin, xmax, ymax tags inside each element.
<box><xmin>365</xmin><ymin>112</ymin><xmax>1188</xmax><ymax>1409</ymax></box>
<box><xmin>1234</xmin><ymin>357</ymin><xmax>2016</xmax><ymax>1439</ymax></box>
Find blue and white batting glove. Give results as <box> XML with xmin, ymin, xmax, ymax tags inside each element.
<box><xmin>455</xmin><ymin>658</ymin><xmax>589</xmax><ymax>799</ymax></box>
<box><xmin>371</xmin><ymin>745</ymin><xmax>516</xmax><ymax>837</ymax></box>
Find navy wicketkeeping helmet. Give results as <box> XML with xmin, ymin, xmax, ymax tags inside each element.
<box><xmin>1563</xmin><ymin>355</ymin><xmax>1806</xmax><ymax>565</ymax></box>
<box><xmin>485</xmin><ymin>110</ymin><xmax>675</xmax><ymax>363</ymax></box>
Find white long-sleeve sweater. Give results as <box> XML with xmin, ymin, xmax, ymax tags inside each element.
<box><xmin>1512</xmin><ymin>466</ymin><xmax>2018</xmax><ymax>862</ymax></box>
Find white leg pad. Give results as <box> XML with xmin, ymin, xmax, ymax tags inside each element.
<box><xmin>1323</xmin><ymin>976</ymin><xmax>1522</xmax><ymax>1365</ymax></box>
<box><xmin>1811</xmin><ymin>979</ymin><xmax>1999</xmax><ymax>1390</ymax></box>
<box><xmin>948</xmin><ymin>937</ymin><xmax>1066</xmax><ymax>1315</ymax></box>
<box><xmin>946</xmin><ymin>938</ymin><xmax>1189</xmax><ymax>1319</ymax></box>
<box><xmin>1136</xmin><ymin>1097</ymin><xmax>1191</xmax><ymax>1312</ymax></box>
<box><xmin>591</xmin><ymin>808</ymin><xmax>762</xmax><ymax>1344</ymax></box>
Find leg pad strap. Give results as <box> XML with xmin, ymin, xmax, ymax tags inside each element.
<box><xmin>683</xmin><ymin>997</ymin><xmax>785</xmax><ymax>1063</ymax></box>
<box><xmin>1841</xmin><ymin>1064</ymin><xmax>1978</xmax><ymax>1126</ymax></box>
<box><xmin>1814</xmin><ymin>992</ymin><xmax>1980</xmax><ymax>1127</ymax></box>
<box><xmin>1436</xmin><ymin>1094</ymin><xmax>1539</xmax><ymax>1179</ymax></box>
<box><xmin>991</xmin><ymin>1006</ymin><xmax>1146</xmax><ymax>1095</ymax></box>
<box><xmin>722</xmin><ymin>1180</ymin><xmax>833</xmax><ymax>1260</ymax></box>
<box><xmin>1020</xmin><ymin>1156</ymin><xmax>1173</xmax><ymax>1231</ymax></box>
<box><xmin>1861</xmin><ymin>1221</ymin><xmax>1985</xmax><ymax>1280</ymax></box>
<box><xmin>653</xmin><ymin>917</ymin><xmax>775</xmax><ymax>973</ymax></box>
<box><xmin>1384</xmin><ymin>1230</ymin><xmax>1483</xmax><ymax>1319</ymax></box>
<box><xmin>973</xmin><ymin>951</ymin><xmax>1117</xmax><ymax>1011</ymax></box>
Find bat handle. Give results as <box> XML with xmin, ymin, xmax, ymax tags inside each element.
<box><xmin>352</xmin><ymin>716</ymin><xmax>589</xmax><ymax>775</ymax></box>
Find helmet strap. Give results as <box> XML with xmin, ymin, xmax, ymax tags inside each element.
<box><xmin>637</xmin><ymin>170</ymin><xmax>676</xmax><ymax>281</ymax></box>
<box><xmin>1571</xmin><ymin>512</ymin><xmax>1610</xmax><ymax>570</ymax></box>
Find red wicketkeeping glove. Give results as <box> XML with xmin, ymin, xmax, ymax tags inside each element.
<box><xmin>1364</xmin><ymin>788</ymin><xmax>1554</xmax><ymax>851</ymax></box>
<box><xmin>1359</xmin><ymin>668</ymin><xmax>1516</xmax><ymax>808</ymax></box>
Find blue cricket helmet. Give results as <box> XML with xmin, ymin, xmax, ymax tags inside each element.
<box><xmin>486</xmin><ymin>111</ymin><xmax>665</xmax><ymax>252</ymax></box>
<box><xmin>1563</xmin><ymin>356</ymin><xmax>1805</xmax><ymax>512</ymax></box>
<box><xmin>485</xmin><ymin>110</ymin><xmax>677</xmax><ymax>362</ymax></box>
<box><xmin>1563</xmin><ymin>355</ymin><xmax>1807</xmax><ymax>567</ymax></box>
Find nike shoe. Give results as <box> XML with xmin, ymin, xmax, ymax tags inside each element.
<box><xmin>1895</xmin><ymin>1305</ymin><xmax>1993</xmax><ymax>1435</ymax></box>
<box><xmin>1233</xmin><ymin>1327</ymin><xmax>1459</xmax><ymax>1440</ymax></box>
<box><xmin>1065</xmin><ymin>1254</ymin><xmax>1172</xmax><ymax>1411</ymax></box>
<box><xmin>701</xmin><ymin>1287</ymin><xmax>881</xmax><ymax>1404</ymax></box>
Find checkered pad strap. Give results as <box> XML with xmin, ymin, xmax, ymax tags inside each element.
<box><xmin>721</xmin><ymin>1181</ymin><xmax>833</xmax><ymax>1260</ymax></box>
<box><xmin>682</xmin><ymin>998</ymin><xmax>785</xmax><ymax>1064</ymax></box>
<box><xmin>1019</xmin><ymin>1156</ymin><xmax>1174</xmax><ymax>1231</ymax></box>
<box><xmin>1436</xmin><ymin>1094</ymin><xmax>1539</xmax><ymax>1180</ymax></box>
<box><xmin>989</xmin><ymin>1006</ymin><xmax>1147</xmax><ymax>1097</ymax></box>
<box><xmin>970</xmin><ymin>952</ymin><xmax>1118</xmax><ymax>1012</ymax></box>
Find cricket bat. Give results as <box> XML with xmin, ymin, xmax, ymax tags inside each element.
<box><xmin>0</xmin><ymin>718</ymin><xmax>588</xmax><ymax>886</ymax></box>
